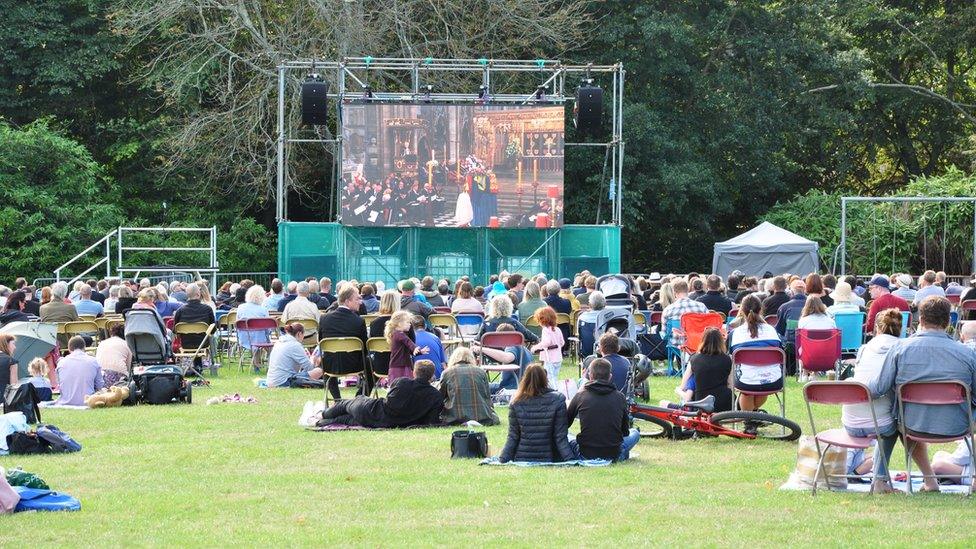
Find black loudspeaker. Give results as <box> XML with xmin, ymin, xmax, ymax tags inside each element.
<box><xmin>574</xmin><ymin>84</ymin><xmax>603</xmax><ymax>135</ymax></box>
<box><xmin>301</xmin><ymin>79</ymin><xmax>329</xmax><ymax>126</ymax></box>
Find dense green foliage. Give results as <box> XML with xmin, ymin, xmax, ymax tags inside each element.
<box><xmin>766</xmin><ymin>169</ymin><xmax>976</xmax><ymax>275</ymax></box>
<box><xmin>1</xmin><ymin>1</ymin><xmax>974</xmax><ymax>280</ymax></box>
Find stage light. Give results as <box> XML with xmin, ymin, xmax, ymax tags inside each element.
<box><xmin>301</xmin><ymin>73</ymin><xmax>329</xmax><ymax>125</ymax></box>
<box><xmin>423</xmin><ymin>84</ymin><xmax>433</xmax><ymax>103</ymax></box>
<box><xmin>362</xmin><ymin>84</ymin><xmax>374</xmax><ymax>101</ymax></box>
<box><xmin>478</xmin><ymin>85</ymin><xmax>488</xmax><ymax>100</ymax></box>
<box><xmin>535</xmin><ymin>85</ymin><xmax>546</xmax><ymax>102</ymax></box>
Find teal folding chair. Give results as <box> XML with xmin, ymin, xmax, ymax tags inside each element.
<box><xmin>833</xmin><ymin>312</ymin><xmax>866</xmax><ymax>355</ymax></box>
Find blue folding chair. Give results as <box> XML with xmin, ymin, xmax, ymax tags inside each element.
<box><xmin>455</xmin><ymin>313</ymin><xmax>484</xmax><ymax>341</ymax></box>
<box><xmin>663</xmin><ymin>317</ymin><xmax>682</xmax><ymax>376</ymax></box>
<box><xmin>900</xmin><ymin>311</ymin><xmax>911</xmax><ymax>338</ymax></box>
<box><xmin>833</xmin><ymin>312</ymin><xmax>866</xmax><ymax>354</ymax></box>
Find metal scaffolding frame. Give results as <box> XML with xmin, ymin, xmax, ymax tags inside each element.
<box><xmin>839</xmin><ymin>196</ymin><xmax>976</xmax><ymax>276</ymax></box>
<box><xmin>275</xmin><ymin>57</ymin><xmax>625</xmax><ymax>225</ymax></box>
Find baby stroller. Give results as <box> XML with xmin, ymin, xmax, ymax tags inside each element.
<box><xmin>596</xmin><ymin>274</ymin><xmax>635</xmax><ymax>310</ymax></box>
<box><xmin>122</xmin><ymin>309</ymin><xmax>192</xmax><ymax>405</ymax></box>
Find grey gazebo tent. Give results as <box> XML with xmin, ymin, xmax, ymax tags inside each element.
<box><xmin>712</xmin><ymin>222</ymin><xmax>820</xmax><ymax>277</ymax></box>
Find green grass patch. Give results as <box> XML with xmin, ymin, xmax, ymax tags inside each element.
<box><xmin>3</xmin><ymin>360</ymin><xmax>976</xmax><ymax>546</ymax></box>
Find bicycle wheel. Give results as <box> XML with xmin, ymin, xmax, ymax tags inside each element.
<box><xmin>709</xmin><ymin>411</ymin><xmax>801</xmax><ymax>441</ymax></box>
<box><xmin>631</xmin><ymin>413</ymin><xmax>673</xmax><ymax>439</ymax></box>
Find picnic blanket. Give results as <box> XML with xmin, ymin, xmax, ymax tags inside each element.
<box><xmin>306</xmin><ymin>423</ymin><xmax>450</xmax><ymax>432</ymax></box>
<box><xmin>780</xmin><ymin>472</ymin><xmax>971</xmax><ymax>494</ymax></box>
<box><xmin>479</xmin><ymin>457</ymin><xmax>612</xmax><ymax>467</ymax></box>
<box><xmin>37</xmin><ymin>402</ymin><xmax>89</xmax><ymax>411</ymax></box>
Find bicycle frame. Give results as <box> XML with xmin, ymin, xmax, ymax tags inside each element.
<box><xmin>629</xmin><ymin>402</ymin><xmax>755</xmax><ymax>439</ymax></box>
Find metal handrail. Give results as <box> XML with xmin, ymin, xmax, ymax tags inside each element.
<box><xmin>54</xmin><ymin>229</ymin><xmax>116</xmax><ymax>285</ymax></box>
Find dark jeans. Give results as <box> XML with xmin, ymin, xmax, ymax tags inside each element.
<box><xmin>321</xmin><ymin>396</ymin><xmax>385</xmax><ymax>427</ymax></box>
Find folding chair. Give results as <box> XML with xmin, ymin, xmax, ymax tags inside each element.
<box><xmin>632</xmin><ymin>311</ymin><xmax>646</xmax><ymax>331</ymax></box>
<box><xmin>796</xmin><ymin>328</ymin><xmax>842</xmax><ymax>380</ymax></box>
<box><xmin>362</xmin><ymin>314</ymin><xmax>380</xmax><ymax>327</ymax></box>
<box><xmin>478</xmin><ymin>331</ymin><xmax>524</xmax><ymax>384</ymax></box>
<box><xmin>947</xmin><ymin>293</ymin><xmax>962</xmax><ymax>307</ymax></box>
<box><xmin>428</xmin><ymin>313</ymin><xmax>462</xmax><ymax>350</ymax></box>
<box><xmin>763</xmin><ymin>314</ymin><xmax>778</xmax><ymax>327</ymax></box>
<box><xmin>726</xmin><ymin>308</ymin><xmax>739</xmax><ymax>326</ymax></box>
<box><xmin>732</xmin><ymin>346</ymin><xmax>787</xmax><ymax>418</ymax></box>
<box><xmin>956</xmin><ymin>299</ymin><xmax>976</xmax><ymax>333</ymax></box>
<box><xmin>432</xmin><ymin>306</ymin><xmax>452</xmax><ymax>314</ymax></box>
<box><xmin>707</xmin><ymin>310</ymin><xmax>727</xmax><ymax>323</ymax></box>
<box><xmin>679</xmin><ymin>312</ymin><xmax>725</xmax><ymax>356</ymax></box>
<box><xmin>172</xmin><ymin>322</ymin><xmax>216</xmax><ymax>379</ymax></box>
<box><xmin>60</xmin><ymin>321</ymin><xmax>101</xmax><ymax>354</ymax></box>
<box><xmin>455</xmin><ymin>313</ymin><xmax>484</xmax><ymax>340</ymax></box>
<box><xmin>833</xmin><ymin>312</ymin><xmax>866</xmax><ymax>355</ymax></box>
<box><xmin>318</xmin><ymin>337</ymin><xmax>368</xmax><ymax>407</ymax></box>
<box><xmin>216</xmin><ymin>309</ymin><xmax>237</xmax><ymax>357</ymax></box>
<box><xmin>663</xmin><ymin>318</ymin><xmax>682</xmax><ymax>376</ymax></box>
<box><xmin>366</xmin><ymin>337</ymin><xmax>391</xmax><ymax>396</ymax></box>
<box><xmin>900</xmin><ymin>311</ymin><xmax>911</xmax><ymax>338</ymax></box>
<box><xmin>803</xmin><ymin>381</ymin><xmax>887</xmax><ymax>495</ymax></box>
<box><xmin>295</xmin><ymin>317</ymin><xmax>320</xmax><ymax>351</ymax></box>
<box><xmin>235</xmin><ymin>317</ymin><xmax>278</xmax><ymax>371</ymax></box>
<box><xmin>78</xmin><ymin>314</ymin><xmax>97</xmax><ymax>322</ymax></box>
<box><xmin>897</xmin><ymin>381</ymin><xmax>976</xmax><ymax>495</ymax></box>
<box><xmin>556</xmin><ymin>313</ymin><xmax>572</xmax><ymax>350</ymax></box>
<box><xmin>522</xmin><ymin>314</ymin><xmax>543</xmax><ymax>338</ymax></box>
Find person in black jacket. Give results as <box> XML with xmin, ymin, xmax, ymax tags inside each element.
<box><xmin>318</xmin><ymin>361</ymin><xmax>443</xmax><ymax>428</ymax></box>
<box><xmin>172</xmin><ymin>283</ymin><xmax>216</xmax><ymax>350</ymax></box>
<box><xmin>567</xmin><ymin>358</ymin><xmax>639</xmax><ymax>461</ymax></box>
<box><xmin>761</xmin><ymin>276</ymin><xmax>790</xmax><ymax>316</ymax></box>
<box><xmin>319</xmin><ymin>285</ymin><xmax>371</xmax><ymax>400</ymax></box>
<box><xmin>0</xmin><ymin>291</ymin><xmax>32</xmax><ymax>327</ymax></box>
<box><xmin>499</xmin><ymin>364</ymin><xmax>575</xmax><ymax>463</ymax></box>
<box><xmin>696</xmin><ymin>274</ymin><xmax>732</xmax><ymax>316</ymax></box>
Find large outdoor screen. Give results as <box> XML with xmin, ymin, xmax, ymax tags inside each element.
<box><xmin>339</xmin><ymin>103</ymin><xmax>564</xmax><ymax>228</ymax></box>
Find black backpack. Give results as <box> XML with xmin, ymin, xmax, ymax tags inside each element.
<box><xmin>4</xmin><ymin>383</ymin><xmax>41</xmax><ymax>424</ymax></box>
<box><xmin>6</xmin><ymin>432</ymin><xmax>49</xmax><ymax>455</ymax></box>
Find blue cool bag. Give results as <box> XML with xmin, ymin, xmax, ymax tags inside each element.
<box><xmin>13</xmin><ymin>487</ymin><xmax>81</xmax><ymax>512</ymax></box>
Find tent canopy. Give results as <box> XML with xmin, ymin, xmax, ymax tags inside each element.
<box><xmin>712</xmin><ymin>221</ymin><xmax>820</xmax><ymax>278</ymax></box>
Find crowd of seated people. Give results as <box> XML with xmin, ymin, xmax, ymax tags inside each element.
<box><xmin>6</xmin><ymin>265</ymin><xmax>976</xmax><ymax>477</ymax></box>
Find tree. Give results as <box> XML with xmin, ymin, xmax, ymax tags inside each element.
<box><xmin>0</xmin><ymin>121</ymin><xmax>121</xmax><ymax>281</ymax></box>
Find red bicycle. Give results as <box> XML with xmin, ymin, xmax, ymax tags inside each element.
<box><xmin>629</xmin><ymin>395</ymin><xmax>801</xmax><ymax>441</ymax></box>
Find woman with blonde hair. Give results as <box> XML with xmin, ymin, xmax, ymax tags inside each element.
<box><xmin>369</xmin><ymin>290</ymin><xmax>403</xmax><ymax>338</ymax></box>
<box><xmin>236</xmin><ymin>284</ymin><xmax>271</xmax><ymax>371</ymax></box>
<box><xmin>653</xmin><ymin>282</ymin><xmax>675</xmax><ymax>312</ymax></box>
<box><xmin>498</xmin><ymin>363</ymin><xmax>575</xmax><ymax>463</ymax></box>
<box><xmin>439</xmin><ymin>347</ymin><xmax>499</xmax><ymax>425</ymax></box>
<box><xmin>385</xmin><ymin>310</ymin><xmax>428</xmax><ymax>382</ymax></box>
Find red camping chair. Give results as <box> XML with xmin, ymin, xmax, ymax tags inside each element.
<box><xmin>796</xmin><ymin>328</ymin><xmax>842</xmax><ymax>379</ymax></box>
<box><xmin>679</xmin><ymin>312</ymin><xmax>725</xmax><ymax>355</ymax></box>
<box><xmin>897</xmin><ymin>381</ymin><xmax>976</xmax><ymax>495</ymax></box>
<box><xmin>732</xmin><ymin>347</ymin><xmax>787</xmax><ymax>418</ymax></box>
<box><xmin>803</xmin><ymin>381</ymin><xmax>887</xmax><ymax>495</ymax></box>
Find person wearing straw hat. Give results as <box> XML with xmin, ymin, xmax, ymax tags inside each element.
<box><xmin>826</xmin><ymin>281</ymin><xmax>861</xmax><ymax>318</ymax></box>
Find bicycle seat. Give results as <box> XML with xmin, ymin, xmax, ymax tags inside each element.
<box><xmin>681</xmin><ymin>395</ymin><xmax>714</xmax><ymax>413</ymax></box>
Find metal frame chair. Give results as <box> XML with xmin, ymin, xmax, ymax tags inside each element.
<box><xmin>732</xmin><ymin>346</ymin><xmax>787</xmax><ymax>418</ymax></box>
<box><xmin>318</xmin><ymin>337</ymin><xmax>368</xmax><ymax>407</ymax></box>
<box><xmin>803</xmin><ymin>381</ymin><xmax>887</xmax><ymax>495</ymax></box>
<box><xmin>478</xmin><ymin>331</ymin><xmax>524</xmax><ymax>383</ymax></box>
<box><xmin>366</xmin><ymin>337</ymin><xmax>391</xmax><ymax>396</ymax></box>
<box><xmin>173</xmin><ymin>322</ymin><xmax>217</xmax><ymax>378</ymax></box>
<box><xmin>833</xmin><ymin>312</ymin><xmax>866</xmax><ymax>355</ymax></box>
<box><xmin>795</xmin><ymin>328</ymin><xmax>842</xmax><ymax>379</ymax></box>
<box><xmin>428</xmin><ymin>313</ymin><xmax>463</xmax><ymax>349</ymax></box>
<box><xmin>897</xmin><ymin>380</ymin><xmax>976</xmax><ymax>495</ymax></box>
<box><xmin>294</xmin><ymin>317</ymin><xmax>320</xmax><ymax>351</ymax></box>
<box><xmin>59</xmin><ymin>321</ymin><xmax>100</xmax><ymax>354</ymax></box>
<box><xmin>235</xmin><ymin>317</ymin><xmax>278</xmax><ymax>371</ymax></box>
<box><xmin>455</xmin><ymin>313</ymin><xmax>484</xmax><ymax>340</ymax></box>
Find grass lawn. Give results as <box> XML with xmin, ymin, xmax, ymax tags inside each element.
<box><xmin>3</xmin><ymin>358</ymin><xmax>976</xmax><ymax>547</ymax></box>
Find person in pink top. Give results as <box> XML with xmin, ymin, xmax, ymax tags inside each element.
<box><xmin>385</xmin><ymin>311</ymin><xmax>429</xmax><ymax>382</ymax></box>
<box><xmin>530</xmin><ymin>306</ymin><xmax>564</xmax><ymax>388</ymax></box>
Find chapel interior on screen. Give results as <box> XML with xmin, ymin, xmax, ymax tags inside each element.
<box><xmin>340</xmin><ymin>104</ymin><xmax>565</xmax><ymax>228</ymax></box>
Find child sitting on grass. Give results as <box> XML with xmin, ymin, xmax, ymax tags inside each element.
<box><xmin>26</xmin><ymin>357</ymin><xmax>53</xmax><ymax>401</ymax></box>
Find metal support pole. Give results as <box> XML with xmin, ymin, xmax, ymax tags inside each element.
<box><xmin>105</xmin><ymin>237</ymin><xmax>111</xmax><ymax>278</ymax></box>
<box><xmin>610</xmin><ymin>65</ymin><xmax>618</xmax><ymax>225</ymax></box>
<box><xmin>840</xmin><ymin>198</ymin><xmax>847</xmax><ymax>277</ymax></box>
<box><xmin>972</xmin><ymin>202</ymin><xmax>976</xmax><ymax>275</ymax></box>
<box><xmin>276</xmin><ymin>66</ymin><xmax>286</xmax><ymax>222</ymax></box>
<box><xmin>117</xmin><ymin>227</ymin><xmax>123</xmax><ymax>280</ymax></box>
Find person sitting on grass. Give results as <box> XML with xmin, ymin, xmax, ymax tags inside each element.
<box><xmin>25</xmin><ymin>358</ymin><xmax>53</xmax><ymax>402</ymax></box>
<box><xmin>729</xmin><ymin>294</ymin><xmax>782</xmax><ymax>416</ymax></box>
<box><xmin>318</xmin><ymin>360</ymin><xmax>444</xmax><ymax>428</ymax></box>
<box><xmin>386</xmin><ymin>310</ymin><xmax>428</xmax><ymax>382</ymax></box>
<box><xmin>0</xmin><ymin>334</ymin><xmax>18</xmax><ymax>397</ymax></box>
<box><xmin>95</xmin><ymin>323</ymin><xmax>132</xmax><ymax>387</ymax></box>
<box><xmin>266</xmin><ymin>323</ymin><xmax>324</xmax><ymax>388</ymax></box>
<box><xmin>439</xmin><ymin>347</ymin><xmax>499</xmax><ymax>426</ymax></box>
<box><xmin>869</xmin><ymin>296</ymin><xmax>973</xmax><ymax>493</ymax></box>
<box><xmin>567</xmin><ymin>358</ymin><xmax>640</xmax><ymax>461</ymax></box>
<box><xmin>529</xmin><ymin>306</ymin><xmax>564</xmax><ymax>389</ymax></box>
<box><xmin>56</xmin><ymin>336</ymin><xmax>104</xmax><ymax>406</ymax></box>
<box><xmin>498</xmin><ymin>363</ymin><xmax>575</xmax><ymax>464</ymax></box>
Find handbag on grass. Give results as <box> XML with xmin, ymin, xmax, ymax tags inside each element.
<box><xmin>451</xmin><ymin>430</ymin><xmax>488</xmax><ymax>459</ymax></box>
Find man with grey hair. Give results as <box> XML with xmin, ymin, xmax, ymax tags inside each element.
<box><xmin>282</xmin><ymin>281</ymin><xmax>319</xmax><ymax>323</ymax></box>
<box><xmin>276</xmin><ymin>280</ymin><xmax>299</xmax><ymax>313</ymax></box>
<box><xmin>41</xmin><ymin>282</ymin><xmax>80</xmax><ymax>323</ymax></box>
<box><xmin>543</xmin><ymin>279</ymin><xmax>571</xmax><ymax>314</ymax></box>
<box><xmin>170</xmin><ymin>280</ymin><xmax>188</xmax><ymax>303</ymax></box>
<box><xmin>307</xmin><ymin>279</ymin><xmax>325</xmax><ymax>309</ymax></box>
<box><xmin>173</xmin><ymin>282</ymin><xmax>216</xmax><ymax>361</ymax></box>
